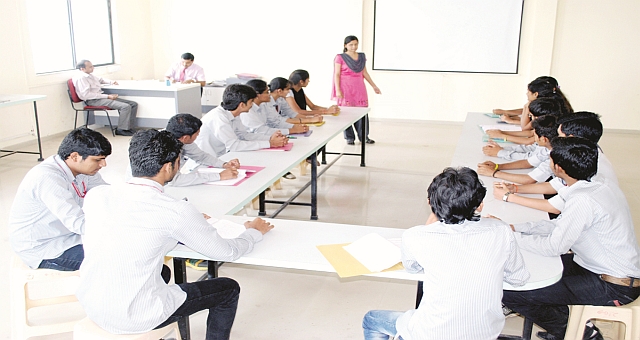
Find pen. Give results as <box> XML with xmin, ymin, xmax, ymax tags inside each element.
<box><xmin>286</xmin><ymin>136</ymin><xmax>297</xmax><ymax>139</ymax></box>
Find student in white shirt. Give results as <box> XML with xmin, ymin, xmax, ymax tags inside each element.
<box><xmin>195</xmin><ymin>84</ymin><xmax>288</xmax><ymax>157</ymax></box>
<box><xmin>165</xmin><ymin>52</ymin><xmax>206</xmax><ymax>87</ymax></box>
<box><xmin>240</xmin><ymin>79</ymin><xmax>309</xmax><ymax>135</ymax></box>
<box><xmin>502</xmin><ymin>137</ymin><xmax>640</xmax><ymax>340</ymax></box>
<box><xmin>165</xmin><ymin>113</ymin><xmax>239</xmax><ymax>186</ymax></box>
<box><xmin>477</xmin><ymin>115</ymin><xmax>559</xmax><ymax>184</ymax></box>
<box><xmin>9</xmin><ymin>128</ymin><xmax>111</xmax><ymax>270</ymax></box>
<box><xmin>363</xmin><ymin>167</ymin><xmax>529</xmax><ymax>340</ymax></box>
<box><xmin>77</xmin><ymin>130</ymin><xmax>274</xmax><ymax>337</ymax></box>
<box><xmin>72</xmin><ymin>60</ymin><xmax>138</xmax><ymax>136</ymax></box>
<box><xmin>493</xmin><ymin>112</ymin><xmax>618</xmax><ymax>214</ymax></box>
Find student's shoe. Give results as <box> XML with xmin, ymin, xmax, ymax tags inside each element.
<box><xmin>536</xmin><ymin>331</ymin><xmax>559</xmax><ymax>340</ymax></box>
<box><xmin>365</xmin><ymin>138</ymin><xmax>375</xmax><ymax>144</ymax></box>
<box><xmin>346</xmin><ymin>139</ymin><xmax>355</xmax><ymax>145</ymax></box>
<box><xmin>583</xmin><ymin>321</ymin><xmax>604</xmax><ymax>340</ymax></box>
<box><xmin>283</xmin><ymin>172</ymin><xmax>296</xmax><ymax>180</ymax></box>
<box><xmin>115</xmin><ymin>128</ymin><xmax>135</xmax><ymax>136</ymax></box>
<box><xmin>185</xmin><ymin>259</ymin><xmax>207</xmax><ymax>271</ymax></box>
<box><xmin>502</xmin><ymin>304</ymin><xmax>518</xmax><ymax>318</ymax></box>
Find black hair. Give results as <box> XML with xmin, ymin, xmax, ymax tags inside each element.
<box><xmin>58</xmin><ymin>128</ymin><xmax>112</xmax><ymax>160</ymax></box>
<box><xmin>532</xmin><ymin>114</ymin><xmax>559</xmax><ymax>141</ymax></box>
<box><xmin>528</xmin><ymin>97</ymin><xmax>563</xmax><ymax>118</ymax></box>
<box><xmin>246</xmin><ymin>79</ymin><xmax>268</xmax><ymax>95</ymax></box>
<box><xmin>268</xmin><ymin>77</ymin><xmax>290</xmax><ymax>92</ymax></box>
<box><xmin>550</xmin><ymin>137</ymin><xmax>598</xmax><ymax>181</ymax></box>
<box><xmin>76</xmin><ymin>60</ymin><xmax>90</xmax><ymax>69</ymax></box>
<box><xmin>165</xmin><ymin>113</ymin><xmax>202</xmax><ymax>139</ymax></box>
<box><xmin>343</xmin><ymin>35</ymin><xmax>359</xmax><ymax>52</ymax></box>
<box><xmin>427</xmin><ymin>167</ymin><xmax>486</xmax><ymax>224</ymax></box>
<box><xmin>289</xmin><ymin>69</ymin><xmax>310</xmax><ymax>86</ymax></box>
<box><xmin>528</xmin><ymin>76</ymin><xmax>573</xmax><ymax>115</ymax></box>
<box><xmin>221</xmin><ymin>84</ymin><xmax>258</xmax><ymax>111</ymax></box>
<box><xmin>181</xmin><ymin>52</ymin><xmax>194</xmax><ymax>61</ymax></box>
<box><xmin>558</xmin><ymin>112</ymin><xmax>603</xmax><ymax>144</ymax></box>
<box><xmin>129</xmin><ymin>130</ymin><xmax>183</xmax><ymax>178</ymax></box>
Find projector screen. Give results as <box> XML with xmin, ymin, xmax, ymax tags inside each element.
<box><xmin>373</xmin><ymin>0</ymin><xmax>524</xmax><ymax>74</ymax></box>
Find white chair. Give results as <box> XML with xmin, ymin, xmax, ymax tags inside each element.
<box><xmin>564</xmin><ymin>298</ymin><xmax>640</xmax><ymax>340</ymax></box>
<box><xmin>73</xmin><ymin>317</ymin><xmax>181</xmax><ymax>340</ymax></box>
<box><xmin>10</xmin><ymin>255</ymin><xmax>83</xmax><ymax>339</ymax></box>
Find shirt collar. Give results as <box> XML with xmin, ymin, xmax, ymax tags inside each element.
<box><xmin>126</xmin><ymin>177</ymin><xmax>165</xmax><ymax>193</ymax></box>
<box><xmin>53</xmin><ymin>155</ymin><xmax>76</xmax><ymax>182</ymax></box>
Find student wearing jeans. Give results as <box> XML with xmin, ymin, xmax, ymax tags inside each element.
<box><xmin>362</xmin><ymin>167</ymin><xmax>530</xmax><ymax>340</ymax></box>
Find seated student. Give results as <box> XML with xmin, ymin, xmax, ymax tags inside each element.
<box><xmin>267</xmin><ymin>77</ymin><xmax>323</xmax><ymax>124</ymax></box>
<box><xmin>77</xmin><ymin>130</ymin><xmax>274</xmax><ymax>337</ymax></box>
<box><xmin>493</xmin><ymin>112</ymin><xmax>618</xmax><ymax>214</ymax></box>
<box><xmin>161</xmin><ymin>113</ymin><xmax>240</xmax><ymax>186</ymax></box>
<box><xmin>286</xmin><ymin>69</ymin><xmax>339</xmax><ymax>116</ymax></box>
<box><xmin>195</xmin><ymin>84</ymin><xmax>288</xmax><ymax>157</ymax></box>
<box><xmin>502</xmin><ymin>137</ymin><xmax>640</xmax><ymax>340</ymax></box>
<box><xmin>362</xmin><ymin>167</ymin><xmax>529</xmax><ymax>340</ymax></box>
<box><xmin>240</xmin><ymin>79</ymin><xmax>309</xmax><ymax>135</ymax></box>
<box><xmin>478</xmin><ymin>115</ymin><xmax>559</xmax><ymax>184</ymax></box>
<box><xmin>493</xmin><ymin>76</ymin><xmax>573</xmax><ymax>128</ymax></box>
<box><xmin>165</xmin><ymin>52</ymin><xmax>206</xmax><ymax>87</ymax></box>
<box><xmin>484</xmin><ymin>97</ymin><xmax>563</xmax><ymax>149</ymax></box>
<box><xmin>8</xmin><ymin>128</ymin><xmax>111</xmax><ymax>270</ymax></box>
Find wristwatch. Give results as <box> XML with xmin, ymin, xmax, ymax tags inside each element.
<box><xmin>502</xmin><ymin>191</ymin><xmax>511</xmax><ymax>202</ymax></box>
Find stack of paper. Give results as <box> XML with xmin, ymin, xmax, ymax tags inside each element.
<box><xmin>207</xmin><ymin>218</ymin><xmax>246</xmax><ymax>239</ymax></box>
<box><xmin>198</xmin><ymin>168</ymin><xmax>247</xmax><ymax>186</ymax></box>
<box><xmin>316</xmin><ymin>234</ymin><xmax>403</xmax><ymax>277</ymax></box>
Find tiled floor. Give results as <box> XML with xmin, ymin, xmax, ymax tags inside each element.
<box><xmin>1</xmin><ymin>119</ymin><xmax>639</xmax><ymax>339</ymax></box>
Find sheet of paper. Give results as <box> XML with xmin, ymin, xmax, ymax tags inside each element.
<box><xmin>342</xmin><ymin>233</ymin><xmax>401</xmax><ymax>273</ymax></box>
<box><xmin>207</xmin><ymin>218</ymin><xmax>246</xmax><ymax>239</ymax></box>
<box><xmin>316</xmin><ymin>243</ymin><xmax>404</xmax><ymax>278</ymax></box>
<box><xmin>198</xmin><ymin>168</ymin><xmax>247</xmax><ymax>186</ymax></box>
<box><xmin>480</xmin><ymin>124</ymin><xmax>522</xmax><ymax>133</ymax></box>
<box><xmin>261</xmin><ymin>143</ymin><xmax>293</xmax><ymax>151</ymax></box>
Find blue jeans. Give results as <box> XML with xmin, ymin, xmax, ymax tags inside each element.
<box><xmin>344</xmin><ymin>115</ymin><xmax>370</xmax><ymax>141</ymax></box>
<box><xmin>38</xmin><ymin>244</ymin><xmax>84</xmax><ymax>271</ymax></box>
<box><xmin>155</xmin><ymin>277</ymin><xmax>240</xmax><ymax>340</ymax></box>
<box><xmin>363</xmin><ymin>310</ymin><xmax>404</xmax><ymax>340</ymax></box>
<box><xmin>503</xmin><ymin>254</ymin><xmax>640</xmax><ymax>339</ymax></box>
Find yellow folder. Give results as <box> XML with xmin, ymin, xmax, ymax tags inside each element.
<box><xmin>316</xmin><ymin>243</ymin><xmax>403</xmax><ymax>278</ymax></box>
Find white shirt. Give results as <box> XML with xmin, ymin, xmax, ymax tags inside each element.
<box><xmin>263</xmin><ymin>97</ymin><xmax>294</xmax><ymax>128</ymax></box>
<box><xmin>195</xmin><ymin>106</ymin><xmax>270</xmax><ymax>157</ymax></box>
<box><xmin>8</xmin><ymin>155</ymin><xmax>107</xmax><ymax>268</ymax></box>
<box><xmin>275</xmin><ymin>97</ymin><xmax>298</xmax><ymax>119</ymax></box>
<box><xmin>72</xmin><ymin>71</ymin><xmax>113</xmax><ymax>100</ymax></box>
<box><xmin>395</xmin><ymin>218</ymin><xmax>530</xmax><ymax>340</ymax></box>
<box><xmin>164</xmin><ymin>62</ymin><xmax>205</xmax><ymax>82</ymax></box>
<box><xmin>514</xmin><ymin>178</ymin><xmax>640</xmax><ymax>278</ymax></box>
<box><xmin>239</xmin><ymin>103</ymin><xmax>289</xmax><ymax>135</ymax></box>
<box><xmin>497</xmin><ymin>144</ymin><xmax>539</xmax><ymax>161</ymax></box>
<box><xmin>77</xmin><ymin>178</ymin><xmax>263</xmax><ymax>334</ymax></box>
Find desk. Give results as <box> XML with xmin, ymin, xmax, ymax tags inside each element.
<box><xmin>0</xmin><ymin>94</ymin><xmax>46</xmax><ymax>161</ymax></box>
<box><xmin>99</xmin><ymin>81</ymin><xmax>201</xmax><ymax>128</ymax></box>
<box><xmin>164</xmin><ymin>107</ymin><xmax>370</xmax><ymax>219</ymax></box>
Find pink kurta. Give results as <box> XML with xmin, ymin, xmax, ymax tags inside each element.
<box><xmin>332</xmin><ymin>54</ymin><xmax>368</xmax><ymax>107</ymax></box>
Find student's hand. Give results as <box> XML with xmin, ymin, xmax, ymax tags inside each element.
<box><xmin>112</xmin><ymin>81</ymin><xmax>119</xmax><ymax>85</ymax></box>
<box><xmin>486</xmin><ymin>129</ymin><xmax>505</xmax><ymax>139</ymax></box>
<box><xmin>290</xmin><ymin>125</ymin><xmax>308</xmax><ymax>134</ymax></box>
<box><xmin>107</xmin><ymin>94</ymin><xmax>118</xmax><ymax>100</ymax></box>
<box><xmin>202</xmin><ymin>213</ymin><xmax>211</xmax><ymax>220</ymax></box>
<box><xmin>493</xmin><ymin>182</ymin><xmax>510</xmax><ymax>199</ymax></box>
<box><xmin>484</xmin><ymin>214</ymin><xmax>503</xmax><ymax>221</ymax></box>
<box><xmin>311</xmin><ymin>115</ymin><xmax>323</xmax><ymax>123</ymax></box>
<box><xmin>223</xmin><ymin>159</ymin><xmax>240</xmax><ymax>169</ymax></box>
<box><xmin>477</xmin><ymin>161</ymin><xmax>497</xmax><ymax>177</ymax></box>
<box><xmin>493</xmin><ymin>109</ymin><xmax>505</xmax><ymax>115</ymax></box>
<box><xmin>269</xmin><ymin>133</ymin><xmax>288</xmax><ymax>148</ymax></box>
<box><xmin>244</xmin><ymin>217</ymin><xmax>274</xmax><ymax>235</ymax></box>
<box><xmin>325</xmin><ymin>106</ymin><xmax>338</xmax><ymax>115</ymax></box>
<box><xmin>482</xmin><ymin>141</ymin><xmax>503</xmax><ymax>157</ymax></box>
<box><xmin>373</xmin><ymin>86</ymin><xmax>381</xmax><ymax>94</ymax></box>
<box><xmin>219</xmin><ymin>168</ymin><xmax>238</xmax><ymax>180</ymax></box>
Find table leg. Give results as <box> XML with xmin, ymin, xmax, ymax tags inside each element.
<box><xmin>207</xmin><ymin>261</ymin><xmax>219</xmax><ymax>279</ymax></box>
<box><xmin>33</xmin><ymin>102</ymin><xmax>43</xmax><ymax>161</ymax></box>
<box><xmin>320</xmin><ymin>145</ymin><xmax>327</xmax><ymax>165</ymax></box>
<box><xmin>360</xmin><ymin>115</ymin><xmax>367</xmax><ymax>167</ymax></box>
<box><xmin>258</xmin><ymin>191</ymin><xmax>266</xmax><ymax>217</ymax></box>
<box><xmin>310</xmin><ymin>152</ymin><xmax>318</xmax><ymax>220</ymax></box>
<box><xmin>172</xmin><ymin>258</ymin><xmax>191</xmax><ymax>340</ymax></box>
<box><xmin>415</xmin><ymin>281</ymin><xmax>423</xmax><ymax>309</ymax></box>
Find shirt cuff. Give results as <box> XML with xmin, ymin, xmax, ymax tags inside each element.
<box><xmin>243</xmin><ymin>228</ymin><xmax>263</xmax><ymax>243</ymax></box>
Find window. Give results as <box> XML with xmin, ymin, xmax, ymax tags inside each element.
<box><xmin>26</xmin><ymin>0</ymin><xmax>115</xmax><ymax>74</ymax></box>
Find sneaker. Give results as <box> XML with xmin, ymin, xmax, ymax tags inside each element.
<box><xmin>115</xmin><ymin>128</ymin><xmax>135</xmax><ymax>136</ymax></box>
<box><xmin>283</xmin><ymin>172</ymin><xmax>296</xmax><ymax>180</ymax></box>
<box><xmin>502</xmin><ymin>304</ymin><xmax>518</xmax><ymax>318</ymax></box>
<box><xmin>185</xmin><ymin>259</ymin><xmax>207</xmax><ymax>271</ymax></box>
<box><xmin>346</xmin><ymin>139</ymin><xmax>355</xmax><ymax>145</ymax></box>
<box><xmin>583</xmin><ymin>321</ymin><xmax>604</xmax><ymax>340</ymax></box>
<box><xmin>365</xmin><ymin>138</ymin><xmax>375</xmax><ymax>144</ymax></box>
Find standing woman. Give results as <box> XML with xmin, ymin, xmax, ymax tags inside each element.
<box><xmin>333</xmin><ymin>35</ymin><xmax>381</xmax><ymax>145</ymax></box>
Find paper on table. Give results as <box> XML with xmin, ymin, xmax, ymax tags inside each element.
<box><xmin>316</xmin><ymin>243</ymin><xmax>404</xmax><ymax>278</ymax></box>
<box><xmin>207</xmin><ymin>218</ymin><xmax>246</xmax><ymax>239</ymax></box>
<box><xmin>290</xmin><ymin>130</ymin><xmax>313</xmax><ymax>137</ymax></box>
<box><xmin>480</xmin><ymin>124</ymin><xmax>522</xmax><ymax>133</ymax></box>
<box><xmin>261</xmin><ymin>143</ymin><xmax>293</xmax><ymax>152</ymax></box>
<box><xmin>198</xmin><ymin>168</ymin><xmax>247</xmax><ymax>186</ymax></box>
<box><xmin>342</xmin><ymin>233</ymin><xmax>402</xmax><ymax>273</ymax></box>
<box><xmin>307</xmin><ymin>121</ymin><xmax>325</xmax><ymax>127</ymax></box>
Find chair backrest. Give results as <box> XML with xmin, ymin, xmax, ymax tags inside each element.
<box><xmin>67</xmin><ymin>79</ymin><xmax>83</xmax><ymax>104</ymax></box>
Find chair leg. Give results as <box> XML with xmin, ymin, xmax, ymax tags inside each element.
<box><xmin>74</xmin><ymin>111</ymin><xmax>79</xmax><ymax>129</ymax></box>
<box><xmin>84</xmin><ymin>111</ymin><xmax>90</xmax><ymax>128</ymax></box>
<box><xmin>104</xmin><ymin>110</ymin><xmax>115</xmax><ymax>137</ymax></box>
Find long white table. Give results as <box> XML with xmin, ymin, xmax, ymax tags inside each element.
<box><xmin>164</xmin><ymin>107</ymin><xmax>371</xmax><ymax>219</ymax></box>
<box><xmin>98</xmin><ymin>81</ymin><xmax>201</xmax><ymax>128</ymax></box>
<box><xmin>0</xmin><ymin>94</ymin><xmax>47</xmax><ymax>161</ymax></box>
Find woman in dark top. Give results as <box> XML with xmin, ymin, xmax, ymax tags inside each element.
<box><xmin>286</xmin><ymin>69</ymin><xmax>339</xmax><ymax>116</ymax></box>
